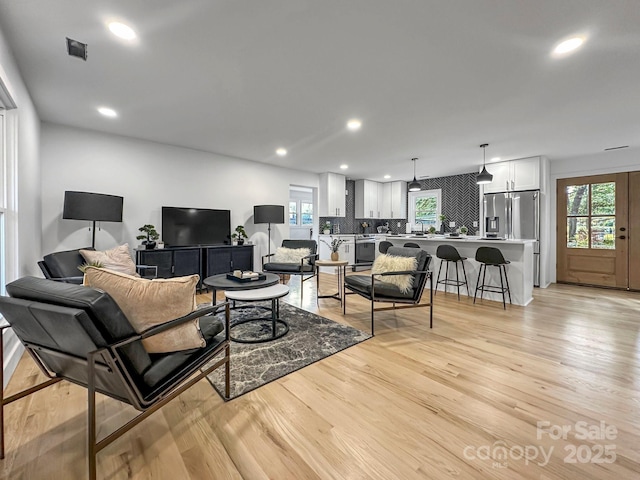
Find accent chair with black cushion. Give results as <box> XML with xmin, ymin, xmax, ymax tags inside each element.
<box><xmin>343</xmin><ymin>246</ymin><xmax>433</xmax><ymax>335</ymax></box>
<box><xmin>0</xmin><ymin>276</ymin><xmax>230</xmax><ymax>480</ymax></box>
<box><xmin>38</xmin><ymin>247</ymin><xmax>94</xmax><ymax>283</ymax></box>
<box><xmin>262</xmin><ymin>239</ymin><xmax>318</xmax><ymax>300</ymax></box>
<box><xmin>38</xmin><ymin>246</ymin><xmax>157</xmax><ymax>283</ymax></box>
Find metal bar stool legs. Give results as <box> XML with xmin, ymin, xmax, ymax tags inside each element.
<box><xmin>473</xmin><ymin>246</ymin><xmax>512</xmax><ymax>309</ymax></box>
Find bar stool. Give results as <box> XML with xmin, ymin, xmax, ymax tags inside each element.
<box><xmin>435</xmin><ymin>244</ymin><xmax>468</xmax><ymax>300</ymax></box>
<box><xmin>403</xmin><ymin>242</ymin><xmax>420</xmax><ymax>248</ymax></box>
<box><xmin>474</xmin><ymin>246</ymin><xmax>512</xmax><ymax>309</ymax></box>
<box><xmin>379</xmin><ymin>241</ymin><xmax>393</xmax><ymax>254</ymax></box>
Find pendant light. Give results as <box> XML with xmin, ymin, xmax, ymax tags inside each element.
<box><xmin>476</xmin><ymin>143</ymin><xmax>493</xmax><ymax>185</ymax></box>
<box><xmin>408</xmin><ymin>158</ymin><xmax>421</xmax><ymax>192</ymax></box>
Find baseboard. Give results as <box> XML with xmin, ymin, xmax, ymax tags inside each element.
<box><xmin>3</xmin><ymin>328</ymin><xmax>24</xmax><ymax>389</ymax></box>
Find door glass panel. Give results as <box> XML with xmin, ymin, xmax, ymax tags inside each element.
<box><xmin>567</xmin><ymin>217</ymin><xmax>588</xmax><ymax>248</ymax></box>
<box><xmin>591</xmin><ymin>182</ymin><xmax>615</xmax><ymax>215</ymax></box>
<box><xmin>288</xmin><ymin>201</ymin><xmax>297</xmax><ymax>225</ymax></box>
<box><xmin>301</xmin><ymin>202</ymin><xmax>313</xmax><ymax>225</ymax></box>
<box><xmin>591</xmin><ymin>217</ymin><xmax>615</xmax><ymax>249</ymax></box>
<box><xmin>566</xmin><ymin>185</ymin><xmax>589</xmax><ymax>216</ymax></box>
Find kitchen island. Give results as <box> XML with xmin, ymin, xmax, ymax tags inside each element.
<box><xmin>385</xmin><ymin>235</ymin><xmax>536</xmax><ymax>306</ymax></box>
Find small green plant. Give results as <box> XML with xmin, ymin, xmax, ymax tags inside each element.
<box><xmin>78</xmin><ymin>260</ymin><xmax>104</xmax><ymax>273</ymax></box>
<box><xmin>231</xmin><ymin>225</ymin><xmax>248</xmax><ymax>244</ymax></box>
<box><xmin>438</xmin><ymin>214</ymin><xmax>446</xmax><ymax>222</ymax></box>
<box><xmin>136</xmin><ymin>224</ymin><xmax>160</xmax><ymax>244</ymax></box>
<box><xmin>460</xmin><ymin>226</ymin><xmax>468</xmax><ymax>235</ymax></box>
<box><xmin>320</xmin><ymin>236</ymin><xmax>346</xmax><ymax>253</ymax></box>
<box><xmin>428</xmin><ymin>226</ymin><xmax>436</xmax><ymax>234</ymax></box>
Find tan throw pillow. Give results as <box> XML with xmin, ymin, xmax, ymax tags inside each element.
<box><xmin>83</xmin><ymin>267</ymin><xmax>203</xmax><ymax>353</ymax></box>
<box><xmin>80</xmin><ymin>244</ymin><xmax>137</xmax><ymax>276</ymax></box>
<box><xmin>371</xmin><ymin>254</ymin><xmax>417</xmax><ymax>293</ymax></box>
<box><xmin>273</xmin><ymin>247</ymin><xmax>311</xmax><ymax>264</ymax></box>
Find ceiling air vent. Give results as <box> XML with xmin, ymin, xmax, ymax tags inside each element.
<box><xmin>66</xmin><ymin>37</ymin><xmax>87</xmax><ymax>60</ymax></box>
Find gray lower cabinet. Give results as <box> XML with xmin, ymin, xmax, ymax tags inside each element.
<box><xmin>136</xmin><ymin>245</ymin><xmax>254</xmax><ymax>290</ymax></box>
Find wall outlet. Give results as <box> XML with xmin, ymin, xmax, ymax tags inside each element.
<box><xmin>397</xmin><ymin>222</ymin><xmax>401</xmax><ymax>227</ymax></box>
<box><xmin>473</xmin><ymin>221</ymin><xmax>478</xmax><ymax>227</ymax></box>
<box><xmin>449</xmin><ymin>221</ymin><xmax>456</xmax><ymax>228</ymax></box>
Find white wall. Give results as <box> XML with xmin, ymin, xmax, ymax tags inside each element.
<box><xmin>548</xmin><ymin>147</ymin><xmax>640</xmax><ymax>283</ymax></box>
<box><xmin>41</xmin><ymin>123</ymin><xmax>320</xmax><ymax>269</ymax></box>
<box><xmin>0</xmin><ymin>25</ymin><xmax>42</xmax><ymax>386</ymax></box>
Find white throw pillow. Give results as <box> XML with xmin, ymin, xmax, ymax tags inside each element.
<box><xmin>272</xmin><ymin>247</ymin><xmax>311</xmax><ymax>264</ymax></box>
<box><xmin>80</xmin><ymin>243</ymin><xmax>137</xmax><ymax>276</ymax></box>
<box><xmin>371</xmin><ymin>254</ymin><xmax>417</xmax><ymax>293</ymax></box>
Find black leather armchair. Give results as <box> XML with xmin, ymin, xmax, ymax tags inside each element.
<box><xmin>38</xmin><ymin>247</ymin><xmax>157</xmax><ymax>283</ymax></box>
<box><xmin>343</xmin><ymin>246</ymin><xmax>433</xmax><ymax>335</ymax></box>
<box><xmin>262</xmin><ymin>240</ymin><xmax>318</xmax><ymax>300</ymax></box>
<box><xmin>0</xmin><ymin>276</ymin><xmax>230</xmax><ymax>480</ymax></box>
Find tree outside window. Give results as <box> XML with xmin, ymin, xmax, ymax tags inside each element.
<box><xmin>408</xmin><ymin>189</ymin><xmax>441</xmax><ymax>231</ymax></box>
<box><xmin>566</xmin><ymin>182</ymin><xmax>615</xmax><ymax>249</ymax></box>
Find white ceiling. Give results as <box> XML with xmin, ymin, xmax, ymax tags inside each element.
<box><xmin>0</xmin><ymin>0</ymin><xmax>638</xmax><ymax>181</ymax></box>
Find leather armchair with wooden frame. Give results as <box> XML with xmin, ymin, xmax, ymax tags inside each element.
<box><xmin>0</xmin><ymin>276</ymin><xmax>230</xmax><ymax>480</ymax></box>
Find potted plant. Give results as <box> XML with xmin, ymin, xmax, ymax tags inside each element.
<box><xmin>231</xmin><ymin>225</ymin><xmax>248</xmax><ymax>245</ymax></box>
<box><xmin>320</xmin><ymin>236</ymin><xmax>346</xmax><ymax>261</ymax></box>
<box><xmin>460</xmin><ymin>226</ymin><xmax>468</xmax><ymax>236</ymax></box>
<box><xmin>322</xmin><ymin>221</ymin><xmax>332</xmax><ymax>235</ymax></box>
<box><xmin>438</xmin><ymin>214</ymin><xmax>446</xmax><ymax>234</ymax></box>
<box><xmin>428</xmin><ymin>225</ymin><xmax>437</xmax><ymax>236</ymax></box>
<box><xmin>137</xmin><ymin>224</ymin><xmax>160</xmax><ymax>249</ymax></box>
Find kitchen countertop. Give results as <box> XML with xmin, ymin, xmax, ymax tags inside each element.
<box><xmin>384</xmin><ymin>235</ymin><xmax>536</xmax><ymax>244</ymax></box>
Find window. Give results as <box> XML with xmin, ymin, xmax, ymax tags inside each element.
<box><xmin>408</xmin><ymin>189</ymin><xmax>441</xmax><ymax>231</ymax></box>
<box><xmin>566</xmin><ymin>182</ymin><xmax>615</xmax><ymax>249</ymax></box>
<box><xmin>300</xmin><ymin>202</ymin><xmax>313</xmax><ymax>225</ymax></box>
<box><xmin>289</xmin><ymin>201</ymin><xmax>297</xmax><ymax>225</ymax></box>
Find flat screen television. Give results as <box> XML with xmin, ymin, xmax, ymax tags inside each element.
<box><xmin>162</xmin><ymin>207</ymin><xmax>231</xmax><ymax>246</ymax></box>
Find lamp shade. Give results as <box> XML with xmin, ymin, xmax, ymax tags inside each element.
<box><xmin>408</xmin><ymin>179</ymin><xmax>421</xmax><ymax>192</ymax></box>
<box><xmin>63</xmin><ymin>191</ymin><xmax>123</xmax><ymax>222</ymax></box>
<box><xmin>254</xmin><ymin>205</ymin><xmax>285</xmax><ymax>224</ymax></box>
<box><xmin>476</xmin><ymin>166</ymin><xmax>494</xmax><ymax>185</ymax></box>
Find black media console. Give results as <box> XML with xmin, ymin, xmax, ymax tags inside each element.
<box><xmin>136</xmin><ymin>244</ymin><xmax>254</xmax><ymax>290</ymax></box>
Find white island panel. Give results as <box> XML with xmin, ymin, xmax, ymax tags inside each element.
<box><xmin>385</xmin><ymin>236</ymin><xmax>535</xmax><ymax>306</ymax></box>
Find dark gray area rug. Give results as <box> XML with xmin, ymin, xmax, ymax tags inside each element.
<box><xmin>206</xmin><ymin>302</ymin><xmax>371</xmax><ymax>400</ymax></box>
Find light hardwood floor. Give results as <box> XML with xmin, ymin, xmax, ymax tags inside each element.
<box><xmin>1</xmin><ymin>275</ymin><xmax>639</xmax><ymax>479</ymax></box>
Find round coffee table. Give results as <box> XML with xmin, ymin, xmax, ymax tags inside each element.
<box><xmin>224</xmin><ymin>284</ymin><xmax>290</xmax><ymax>343</ymax></box>
<box><xmin>203</xmin><ymin>273</ymin><xmax>280</xmax><ymax>305</ymax></box>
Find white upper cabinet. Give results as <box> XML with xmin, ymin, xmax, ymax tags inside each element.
<box><xmin>355</xmin><ymin>179</ymin><xmax>380</xmax><ymax>219</ymax></box>
<box><xmin>319</xmin><ymin>172</ymin><xmax>346</xmax><ymax>217</ymax></box>
<box><xmin>381</xmin><ymin>181</ymin><xmax>407</xmax><ymax>218</ymax></box>
<box><xmin>482</xmin><ymin>157</ymin><xmax>540</xmax><ymax>194</ymax></box>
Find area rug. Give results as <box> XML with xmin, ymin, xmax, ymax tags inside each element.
<box><xmin>205</xmin><ymin>302</ymin><xmax>371</xmax><ymax>400</ymax></box>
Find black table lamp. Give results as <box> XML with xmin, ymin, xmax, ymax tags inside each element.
<box><xmin>253</xmin><ymin>205</ymin><xmax>285</xmax><ymax>257</ymax></box>
<box><xmin>63</xmin><ymin>191</ymin><xmax>124</xmax><ymax>248</ymax></box>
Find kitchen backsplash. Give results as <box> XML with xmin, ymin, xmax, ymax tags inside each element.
<box><xmin>319</xmin><ymin>173</ymin><xmax>479</xmax><ymax>235</ymax></box>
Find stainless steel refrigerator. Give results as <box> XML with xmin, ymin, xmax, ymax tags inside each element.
<box><xmin>484</xmin><ymin>190</ymin><xmax>540</xmax><ymax>287</ymax></box>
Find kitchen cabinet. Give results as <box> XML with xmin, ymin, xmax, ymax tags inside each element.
<box><xmin>355</xmin><ymin>179</ymin><xmax>381</xmax><ymax>219</ymax></box>
<box><xmin>319</xmin><ymin>172</ymin><xmax>346</xmax><ymax>217</ymax></box>
<box><xmin>381</xmin><ymin>181</ymin><xmax>407</xmax><ymax>218</ymax></box>
<box><xmin>482</xmin><ymin>157</ymin><xmax>540</xmax><ymax>194</ymax></box>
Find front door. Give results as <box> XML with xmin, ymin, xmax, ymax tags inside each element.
<box><xmin>557</xmin><ymin>173</ymin><xmax>628</xmax><ymax>288</ymax></box>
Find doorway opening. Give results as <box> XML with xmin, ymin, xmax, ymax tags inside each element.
<box><xmin>289</xmin><ymin>185</ymin><xmax>314</xmax><ymax>240</ymax></box>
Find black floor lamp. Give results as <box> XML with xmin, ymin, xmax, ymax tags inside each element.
<box><xmin>253</xmin><ymin>205</ymin><xmax>285</xmax><ymax>257</ymax></box>
<box><xmin>63</xmin><ymin>191</ymin><xmax>124</xmax><ymax>248</ymax></box>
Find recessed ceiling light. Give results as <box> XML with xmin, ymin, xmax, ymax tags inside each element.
<box><xmin>97</xmin><ymin>106</ymin><xmax>117</xmax><ymax>118</ymax></box>
<box><xmin>276</xmin><ymin>148</ymin><xmax>287</xmax><ymax>156</ymax></box>
<box><xmin>346</xmin><ymin>119</ymin><xmax>362</xmax><ymax>131</ymax></box>
<box><xmin>108</xmin><ymin>22</ymin><xmax>137</xmax><ymax>41</ymax></box>
<box><xmin>384</xmin><ymin>175</ymin><xmax>391</xmax><ymax>179</ymax></box>
<box><xmin>552</xmin><ymin>36</ymin><xmax>585</xmax><ymax>56</ymax></box>
<box><xmin>340</xmin><ymin>164</ymin><xmax>348</xmax><ymax>170</ymax></box>
<box><xmin>490</xmin><ymin>157</ymin><xmax>501</xmax><ymax>162</ymax></box>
